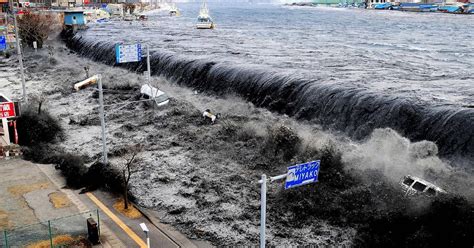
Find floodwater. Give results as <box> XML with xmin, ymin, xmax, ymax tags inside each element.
<box><xmin>70</xmin><ymin>3</ymin><xmax>474</xmax><ymax>161</ymax></box>
<box><xmin>86</xmin><ymin>3</ymin><xmax>474</xmax><ymax>106</ymax></box>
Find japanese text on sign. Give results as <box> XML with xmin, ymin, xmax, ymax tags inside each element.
<box><xmin>0</xmin><ymin>102</ymin><xmax>16</xmax><ymax>118</ymax></box>
<box><xmin>115</xmin><ymin>43</ymin><xmax>142</xmax><ymax>64</ymax></box>
<box><xmin>285</xmin><ymin>160</ymin><xmax>320</xmax><ymax>189</ymax></box>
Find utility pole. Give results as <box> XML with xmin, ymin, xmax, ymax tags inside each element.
<box><xmin>11</xmin><ymin>2</ymin><xmax>27</xmax><ymax>103</ymax></box>
<box><xmin>98</xmin><ymin>75</ymin><xmax>108</xmax><ymax>165</ymax></box>
<box><xmin>260</xmin><ymin>174</ymin><xmax>266</xmax><ymax>248</ymax></box>
<box><xmin>146</xmin><ymin>44</ymin><xmax>151</xmax><ymax>86</ymax></box>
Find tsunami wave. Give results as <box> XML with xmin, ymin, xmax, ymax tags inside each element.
<box><xmin>63</xmin><ymin>31</ymin><xmax>474</xmax><ymax>165</ymax></box>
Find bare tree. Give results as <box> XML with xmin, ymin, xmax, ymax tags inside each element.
<box><xmin>17</xmin><ymin>13</ymin><xmax>56</xmax><ymax>49</ymax></box>
<box><xmin>121</xmin><ymin>145</ymin><xmax>142</xmax><ymax>210</ymax></box>
<box><xmin>30</xmin><ymin>93</ymin><xmax>46</xmax><ymax>115</ymax></box>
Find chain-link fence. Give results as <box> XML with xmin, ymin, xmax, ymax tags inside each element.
<box><xmin>1</xmin><ymin>210</ymin><xmax>100</xmax><ymax>248</ymax></box>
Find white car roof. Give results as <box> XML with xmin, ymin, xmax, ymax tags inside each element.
<box><xmin>404</xmin><ymin>175</ymin><xmax>446</xmax><ymax>193</ymax></box>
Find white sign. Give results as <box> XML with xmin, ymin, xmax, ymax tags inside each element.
<box><xmin>115</xmin><ymin>43</ymin><xmax>142</xmax><ymax>64</ymax></box>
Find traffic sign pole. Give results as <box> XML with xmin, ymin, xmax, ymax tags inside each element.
<box><xmin>260</xmin><ymin>174</ymin><xmax>266</xmax><ymax>248</ymax></box>
<box><xmin>258</xmin><ymin>173</ymin><xmax>286</xmax><ymax>248</ymax></box>
<box><xmin>98</xmin><ymin>75</ymin><xmax>108</xmax><ymax>165</ymax></box>
<box><xmin>257</xmin><ymin>160</ymin><xmax>320</xmax><ymax>247</ymax></box>
<box><xmin>146</xmin><ymin>44</ymin><xmax>151</xmax><ymax>87</ymax></box>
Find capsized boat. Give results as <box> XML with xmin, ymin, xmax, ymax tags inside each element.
<box><xmin>196</xmin><ymin>0</ymin><xmax>215</xmax><ymax>29</ymax></box>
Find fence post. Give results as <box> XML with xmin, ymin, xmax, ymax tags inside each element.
<box><xmin>96</xmin><ymin>209</ymin><xmax>101</xmax><ymax>237</ymax></box>
<box><xmin>4</xmin><ymin>230</ymin><xmax>8</xmax><ymax>248</ymax></box>
<box><xmin>48</xmin><ymin>220</ymin><xmax>53</xmax><ymax>248</ymax></box>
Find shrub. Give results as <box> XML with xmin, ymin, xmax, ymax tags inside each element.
<box><xmin>83</xmin><ymin>162</ymin><xmax>123</xmax><ymax>193</ymax></box>
<box><xmin>16</xmin><ymin>108</ymin><xmax>63</xmax><ymax>146</ymax></box>
<box><xmin>21</xmin><ymin>144</ymin><xmax>55</xmax><ymax>163</ymax></box>
<box><xmin>17</xmin><ymin>13</ymin><xmax>56</xmax><ymax>48</ymax></box>
<box><xmin>53</xmin><ymin>153</ymin><xmax>88</xmax><ymax>188</ymax></box>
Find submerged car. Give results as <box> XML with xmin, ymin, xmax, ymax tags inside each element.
<box><xmin>400</xmin><ymin>175</ymin><xmax>446</xmax><ymax>197</ymax></box>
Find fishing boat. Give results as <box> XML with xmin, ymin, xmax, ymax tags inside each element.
<box><xmin>169</xmin><ymin>3</ymin><xmax>181</xmax><ymax>16</ymax></box>
<box><xmin>196</xmin><ymin>0</ymin><xmax>215</xmax><ymax>29</ymax></box>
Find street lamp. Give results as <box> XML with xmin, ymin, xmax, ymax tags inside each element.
<box><xmin>139</xmin><ymin>223</ymin><xmax>150</xmax><ymax>248</ymax></box>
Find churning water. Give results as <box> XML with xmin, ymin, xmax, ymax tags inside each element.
<box><xmin>66</xmin><ymin>3</ymin><xmax>474</xmax><ymax>163</ymax></box>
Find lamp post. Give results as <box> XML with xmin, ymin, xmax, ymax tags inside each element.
<box><xmin>139</xmin><ymin>223</ymin><xmax>150</xmax><ymax>248</ymax></box>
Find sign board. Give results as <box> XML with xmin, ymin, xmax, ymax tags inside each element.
<box><xmin>0</xmin><ymin>102</ymin><xmax>16</xmax><ymax>118</ymax></box>
<box><xmin>285</xmin><ymin>160</ymin><xmax>320</xmax><ymax>189</ymax></box>
<box><xmin>7</xmin><ymin>34</ymin><xmax>16</xmax><ymax>43</ymax></box>
<box><xmin>0</xmin><ymin>36</ymin><xmax>6</xmax><ymax>51</ymax></box>
<box><xmin>115</xmin><ymin>43</ymin><xmax>142</xmax><ymax>64</ymax></box>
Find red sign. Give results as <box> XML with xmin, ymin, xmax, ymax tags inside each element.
<box><xmin>0</xmin><ymin>102</ymin><xmax>15</xmax><ymax>118</ymax></box>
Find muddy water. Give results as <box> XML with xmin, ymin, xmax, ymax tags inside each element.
<box><xmin>68</xmin><ymin>3</ymin><xmax>474</xmax><ymax>162</ymax></box>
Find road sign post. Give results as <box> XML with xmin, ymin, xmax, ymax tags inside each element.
<box><xmin>260</xmin><ymin>174</ymin><xmax>266</xmax><ymax>248</ymax></box>
<box><xmin>146</xmin><ymin>44</ymin><xmax>151</xmax><ymax>86</ymax></box>
<box><xmin>97</xmin><ymin>75</ymin><xmax>108</xmax><ymax>165</ymax></box>
<box><xmin>258</xmin><ymin>160</ymin><xmax>320</xmax><ymax>247</ymax></box>
<box><xmin>115</xmin><ymin>42</ymin><xmax>158</xmax><ymax>100</ymax></box>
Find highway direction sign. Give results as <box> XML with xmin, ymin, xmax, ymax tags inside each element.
<box><xmin>285</xmin><ymin>160</ymin><xmax>320</xmax><ymax>189</ymax></box>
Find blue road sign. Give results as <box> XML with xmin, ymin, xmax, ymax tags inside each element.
<box><xmin>285</xmin><ymin>160</ymin><xmax>320</xmax><ymax>189</ymax></box>
<box><xmin>0</xmin><ymin>36</ymin><xmax>6</xmax><ymax>51</ymax></box>
<box><xmin>115</xmin><ymin>43</ymin><xmax>142</xmax><ymax>64</ymax></box>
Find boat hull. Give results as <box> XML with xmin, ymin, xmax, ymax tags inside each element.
<box><xmin>196</xmin><ymin>23</ymin><xmax>214</xmax><ymax>29</ymax></box>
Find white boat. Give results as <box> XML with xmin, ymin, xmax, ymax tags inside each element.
<box><xmin>196</xmin><ymin>0</ymin><xmax>215</xmax><ymax>29</ymax></box>
<box><xmin>169</xmin><ymin>3</ymin><xmax>180</xmax><ymax>16</ymax></box>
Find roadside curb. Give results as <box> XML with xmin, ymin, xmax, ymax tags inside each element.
<box><xmin>134</xmin><ymin>205</ymin><xmax>198</xmax><ymax>248</ymax></box>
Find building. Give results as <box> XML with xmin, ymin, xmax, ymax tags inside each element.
<box><xmin>312</xmin><ymin>0</ymin><xmax>365</xmax><ymax>6</ymax></box>
<box><xmin>64</xmin><ymin>10</ymin><xmax>85</xmax><ymax>25</ymax></box>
